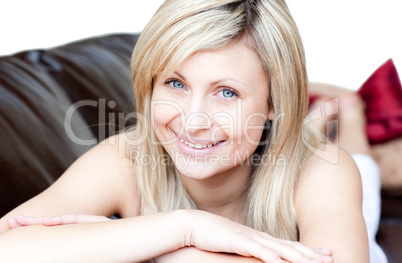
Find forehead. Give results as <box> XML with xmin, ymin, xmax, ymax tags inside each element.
<box><xmin>173</xmin><ymin>41</ymin><xmax>268</xmax><ymax>87</ymax></box>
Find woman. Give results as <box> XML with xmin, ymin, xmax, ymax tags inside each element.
<box><xmin>0</xmin><ymin>0</ymin><xmax>368</xmax><ymax>262</ymax></box>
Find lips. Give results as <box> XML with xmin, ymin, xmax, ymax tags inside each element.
<box><xmin>179</xmin><ymin>138</ymin><xmax>223</xmax><ymax>149</ymax></box>
<box><xmin>173</xmin><ymin>131</ymin><xmax>226</xmax><ymax>156</ymax></box>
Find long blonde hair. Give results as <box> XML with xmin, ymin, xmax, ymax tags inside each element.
<box><xmin>130</xmin><ymin>0</ymin><xmax>320</xmax><ymax>241</ymax></box>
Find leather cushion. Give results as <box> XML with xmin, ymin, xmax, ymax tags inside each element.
<box><xmin>0</xmin><ymin>56</ymin><xmax>94</xmax><ymax>216</ymax></box>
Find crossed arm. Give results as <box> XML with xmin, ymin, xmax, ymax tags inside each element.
<box><xmin>0</xmin><ymin>135</ymin><xmax>366</xmax><ymax>262</ymax></box>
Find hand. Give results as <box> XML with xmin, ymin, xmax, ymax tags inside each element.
<box><xmin>7</xmin><ymin>214</ymin><xmax>110</xmax><ymax>229</ymax></box>
<box><xmin>154</xmin><ymin>246</ymin><xmax>266</xmax><ymax>263</ymax></box>
<box><xmin>186</xmin><ymin>210</ymin><xmax>333</xmax><ymax>263</ymax></box>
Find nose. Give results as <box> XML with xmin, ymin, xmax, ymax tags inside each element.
<box><xmin>186</xmin><ymin>111</ymin><xmax>212</xmax><ymax>130</ymax></box>
<box><xmin>182</xmin><ymin>96</ymin><xmax>213</xmax><ymax>138</ymax></box>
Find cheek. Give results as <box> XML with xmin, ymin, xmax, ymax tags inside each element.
<box><xmin>223</xmin><ymin>114</ymin><xmax>266</xmax><ymax>165</ymax></box>
<box><xmin>234</xmin><ymin>105</ymin><xmax>268</xmax><ymax>152</ymax></box>
<box><xmin>151</xmin><ymin>86</ymin><xmax>185</xmax><ymax>124</ymax></box>
<box><xmin>151</xmin><ymin>98</ymin><xmax>183</xmax><ymax>142</ymax></box>
<box><xmin>214</xmin><ymin>103</ymin><xmax>268</xmax><ymax>144</ymax></box>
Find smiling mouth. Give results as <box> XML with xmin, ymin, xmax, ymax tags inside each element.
<box><xmin>179</xmin><ymin>138</ymin><xmax>225</xmax><ymax>149</ymax></box>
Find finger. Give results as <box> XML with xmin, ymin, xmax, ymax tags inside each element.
<box><xmin>28</xmin><ymin>215</ymin><xmax>75</xmax><ymax>226</ymax></box>
<box><xmin>243</xmin><ymin>242</ymin><xmax>283</xmax><ymax>263</ymax></box>
<box><xmin>285</xmin><ymin>242</ymin><xmax>333</xmax><ymax>262</ymax></box>
<box><xmin>261</xmin><ymin>240</ymin><xmax>313</xmax><ymax>263</ymax></box>
<box><xmin>279</xmin><ymin>242</ymin><xmax>333</xmax><ymax>263</ymax></box>
<box><xmin>256</xmin><ymin>236</ymin><xmax>332</xmax><ymax>263</ymax></box>
<box><xmin>42</xmin><ymin>214</ymin><xmax>110</xmax><ymax>226</ymax></box>
<box><xmin>16</xmin><ymin>214</ymin><xmax>82</xmax><ymax>226</ymax></box>
<box><xmin>46</xmin><ymin>214</ymin><xmax>80</xmax><ymax>225</ymax></box>
<box><xmin>42</xmin><ymin>216</ymin><xmax>65</xmax><ymax>226</ymax></box>
<box><xmin>7</xmin><ymin>217</ymin><xmax>23</xmax><ymax>228</ymax></box>
<box><xmin>280</xmin><ymin>240</ymin><xmax>332</xmax><ymax>258</ymax></box>
<box><xmin>15</xmin><ymin>215</ymin><xmax>44</xmax><ymax>226</ymax></box>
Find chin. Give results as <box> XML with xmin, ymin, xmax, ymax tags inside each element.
<box><xmin>173</xmin><ymin>160</ymin><xmax>217</xmax><ymax>180</ymax></box>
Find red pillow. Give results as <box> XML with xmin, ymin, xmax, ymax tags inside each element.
<box><xmin>309</xmin><ymin>59</ymin><xmax>402</xmax><ymax>145</ymax></box>
<box><xmin>358</xmin><ymin>59</ymin><xmax>402</xmax><ymax>144</ymax></box>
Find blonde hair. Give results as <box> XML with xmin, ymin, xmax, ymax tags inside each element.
<box><xmin>130</xmin><ymin>0</ymin><xmax>320</xmax><ymax>241</ymax></box>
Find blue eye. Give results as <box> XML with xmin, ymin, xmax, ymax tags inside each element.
<box><xmin>220</xmin><ymin>89</ymin><xmax>238</xmax><ymax>98</ymax></box>
<box><xmin>167</xmin><ymin>79</ymin><xmax>184</xmax><ymax>89</ymax></box>
<box><xmin>222</xmin><ymin>90</ymin><xmax>234</xmax><ymax>98</ymax></box>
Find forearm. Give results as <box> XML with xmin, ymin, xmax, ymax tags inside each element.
<box><xmin>1</xmin><ymin>210</ymin><xmax>331</xmax><ymax>263</ymax></box>
<box><xmin>156</xmin><ymin>247</ymin><xmax>264</xmax><ymax>263</ymax></box>
<box><xmin>0</xmin><ymin>211</ymin><xmax>187</xmax><ymax>263</ymax></box>
<box><xmin>156</xmin><ymin>247</ymin><xmax>294</xmax><ymax>263</ymax></box>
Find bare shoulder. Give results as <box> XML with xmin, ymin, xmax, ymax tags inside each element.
<box><xmin>43</xmin><ymin>130</ymin><xmax>141</xmax><ymax>218</ymax></box>
<box><xmin>296</xmin><ymin>143</ymin><xmax>362</xmax><ymax>197</ymax></box>
<box><xmin>0</xmin><ymin>130</ymin><xmax>141</xmax><ymax>234</ymax></box>
<box><xmin>72</xmin><ymin>130</ymin><xmax>141</xmax><ymax>217</ymax></box>
<box><xmin>294</xmin><ymin>143</ymin><xmax>369</xmax><ymax>262</ymax></box>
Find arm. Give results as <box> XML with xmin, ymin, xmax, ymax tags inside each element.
<box><xmin>0</xmin><ymin>133</ymin><xmax>140</xmax><ymax>235</ymax></box>
<box><xmin>0</xmin><ymin>211</ymin><xmax>189</xmax><ymax>263</ymax></box>
<box><xmin>157</xmin><ymin>247</ymin><xmax>307</xmax><ymax>263</ymax></box>
<box><xmin>0</xmin><ymin>132</ymin><xmax>331</xmax><ymax>262</ymax></box>
<box><xmin>2</xmin><ymin>211</ymin><xmax>329</xmax><ymax>263</ymax></box>
<box><xmin>9</xmin><ymin>213</ymin><xmax>261</xmax><ymax>262</ymax></box>
<box><xmin>0</xmin><ymin>133</ymin><xmax>194</xmax><ymax>262</ymax></box>
<box><xmin>156</xmin><ymin>247</ymin><xmax>264</xmax><ymax>263</ymax></box>
<box><xmin>0</xmin><ymin>133</ymin><xmax>149</xmax><ymax>261</ymax></box>
<box><xmin>295</xmin><ymin>145</ymin><xmax>369</xmax><ymax>262</ymax></box>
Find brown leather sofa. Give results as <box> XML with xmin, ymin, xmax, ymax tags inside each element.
<box><xmin>0</xmin><ymin>33</ymin><xmax>401</xmax><ymax>262</ymax></box>
<box><xmin>0</xmin><ymin>33</ymin><xmax>136</xmax><ymax>216</ymax></box>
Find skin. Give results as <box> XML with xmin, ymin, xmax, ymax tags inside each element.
<box><xmin>151</xmin><ymin>41</ymin><xmax>271</xmax><ymax>221</ymax></box>
<box><xmin>0</xmin><ymin>41</ymin><xmax>368</xmax><ymax>262</ymax></box>
<box><xmin>305</xmin><ymin>88</ymin><xmax>383</xmax><ymax>262</ymax></box>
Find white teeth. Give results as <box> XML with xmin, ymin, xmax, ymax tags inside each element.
<box><xmin>180</xmin><ymin>138</ymin><xmax>221</xmax><ymax>149</ymax></box>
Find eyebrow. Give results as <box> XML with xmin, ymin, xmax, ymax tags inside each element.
<box><xmin>174</xmin><ymin>71</ymin><xmax>248</xmax><ymax>88</ymax></box>
<box><xmin>211</xmin><ymin>78</ymin><xmax>247</xmax><ymax>88</ymax></box>
<box><xmin>174</xmin><ymin>71</ymin><xmax>187</xmax><ymax>82</ymax></box>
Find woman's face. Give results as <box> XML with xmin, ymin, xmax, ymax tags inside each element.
<box><xmin>151</xmin><ymin>41</ymin><xmax>272</xmax><ymax>179</ymax></box>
